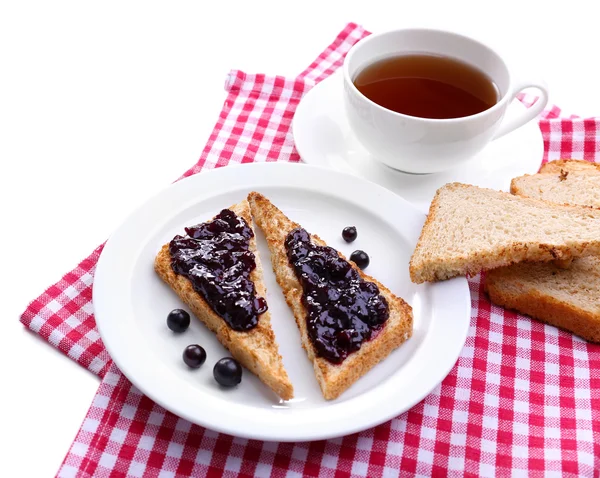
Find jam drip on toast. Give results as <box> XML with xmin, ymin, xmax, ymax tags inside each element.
<box><xmin>169</xmin><ymin>209</ymin><xmax>267</xmax><ymax>331</ymax></box>
<box><xmin>285</xmin><ymin>227</ymin><xmax>389</xmax><ymax>364</ymax></box>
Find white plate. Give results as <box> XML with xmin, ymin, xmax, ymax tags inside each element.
<box><xmin>94</xmin><ymin>163</ymin><xmax>470</xmax><ymax>441</ymax></box>
<box><xmin>293</xmin><ymin>74</ymin><xmax>545</xmax><ymax>213</ymax></box>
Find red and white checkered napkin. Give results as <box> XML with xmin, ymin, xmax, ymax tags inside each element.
<box><xmin>21</xmin><ymin>23</ymin><xmax>600</xmax><ymax>477</ymax></box>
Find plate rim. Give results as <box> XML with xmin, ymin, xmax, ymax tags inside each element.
<box><xmin>93</xmin><ymin>162</ymin><xmax>471</xmax><ymax>441</ymax></box>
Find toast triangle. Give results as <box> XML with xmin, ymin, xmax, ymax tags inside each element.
<box><xmin>154</xmin><ymin>199</ymin><xmax>294</xmax><ymax>400</ymax></box>
<box><xmin>248</xmin><ymin>191</ymin><xmax>413</xmax><ymax>400</ymax></box>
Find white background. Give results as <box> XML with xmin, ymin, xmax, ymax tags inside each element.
<box><xmin>2</xmin><ymin>1</ymin><xmax>599</xmax><ymax>475</ymax></box>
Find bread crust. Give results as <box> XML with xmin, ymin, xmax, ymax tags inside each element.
<box><xmin>409</xmin><ymin>182</ymin><xmax>600</xmax><ymax>283</ymax></box>
<box><xmin>154</xmin><ymin>199</ymin><xmax>294</xmax><ymax>400</ymax></box>
<box><xmin>485</xmin><ymin>268</ymin><xmax>600</xmax><ymax>343</ymax></box>
<box><xmin>248</xmin><ymin>192</ymin><xmax>413</xmax><ymax>400</ymax></box>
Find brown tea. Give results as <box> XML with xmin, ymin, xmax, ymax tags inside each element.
<box><xmin>353</xmin><ymin>54</ymin><xmax>498</xmax><ymax>119</ymax></box>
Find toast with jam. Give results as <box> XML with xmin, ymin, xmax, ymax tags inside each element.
<box><xmin>248</xmin><ymin>192</ymin><xmax>413</xmax><ymax>400</ymax></box>
<box><xmin>154</xmin><ymin>199</ymin><xmax>294</xmax><ymax>400</ymax></box>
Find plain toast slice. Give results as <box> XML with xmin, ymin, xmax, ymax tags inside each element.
<box><xmin>511</xmin><ymin>160</ymin><xmax>600</xmax><ymax>268</ymax></box>
<box><xmin>511</xmin><ymin>170</ymin><xmax>600</xmax><ymax>208</ymax></box>
<box><xmin>485</xmin><ymin>256</ymin><xmax>600</xmax><ymax>342</ymax></box>
<box><xmin>154</xmin><ymin>199</ymin><xmax>294</xmax><ymax>400</ymax></box>
<box><xmin>539</xmin><ymin>159</ymin><xmax>600</xmax><ymax>175</ymax></box>
<box><xmin>485</xmin><ymin>159</ymin><xmax>600</xmax><ymax>342</ymax></box>
<box><xmin>409</xmin><ymin>182</ymin><xmax>600</xmax><ymax>283</ymax></box>
<box><xmin>248</xmin><ymin>192</ymin><xmax>413</xmax><ymax>400</ymax></box>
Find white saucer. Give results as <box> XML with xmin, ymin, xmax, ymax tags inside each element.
<box><xmin>293</xmin><ymin>74</ymin><xmax>544</xmax><ymax>213</ymax></box>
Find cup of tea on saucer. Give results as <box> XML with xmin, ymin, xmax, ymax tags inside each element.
<box><xmin>342</xmin><ymin>28</ymin><xmax>549</xmax><ymax>174</ymax></box>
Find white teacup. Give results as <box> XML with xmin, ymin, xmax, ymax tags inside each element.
<box><xmin>342</xmin><ymin>28</ymin><xmax>549</xmax><ymax>174</ymax></box>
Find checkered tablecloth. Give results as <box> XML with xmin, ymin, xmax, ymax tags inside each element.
<box><xmin>21</xmin><ymin>23</ymin><xmax>600</xmax><ymax>477</ymax></box>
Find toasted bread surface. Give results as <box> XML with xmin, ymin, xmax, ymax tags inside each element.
<box><xmin>248</xmin><ymin>192</ymin><xmax>413</xmax><ymax>400</ymax></box>
<box><xmin>409</xmin><ymin>183</ymin><xmax>600</xmax><ymax>283</ymax></box>
<box><xmin>484</xmin><ymin>159</ymin><xmax>600</xmax><ymax>342</ymax></box>
<box><xmin>154</xmin><ymin>199</ymin><xmax>293</xmax><ymax>400</ymax></box>
<box><xmin>485</xmin><ymin>256</ymin><xmax>600</xmax><ymax>342</ymax></box>
<box><xmin>539</xmin><ymin>159</ymin><xmax>600</xmax><ymax>174</ymax></box>
<box><xmin>510</xmin><ymin>172</ymin><xmax>600</xmax><ymax>208</ymax></box>
<box><xmin>512</xmin><ymin>161</ymin><xmax>600</xmax><ymax>268</ymax></box>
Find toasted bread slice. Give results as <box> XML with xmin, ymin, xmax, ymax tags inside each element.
<box><xmin>511</xmin><ymin>170</ymin><xmax>600</xmax><ymax>208</ymax></box>
<box><xmin>539</xmin><ymin>159</ymin><xmax>600</xmax><ymax>175</ymax></box>
<box><xmin>154</xmin><ymin>199</ymin><xmax>293</xmax><ymax>400</ymax></box>
<box><xmin>409</xmin><ymin>183</ymin><xmax>600</xmax><ymax>283</ymax></box>
<box><xmin>485</xmin><ymin>256</ymin><xmax>600</xmax><ymax>342</ymax></box>
<box><xmin>485</xmin><ymin>159</ymin><xmax>600</xmax><ymax>342</ymax></box>
<box><xmin>248</xmin><ymin>192</ymin><xmax>413</xmax><ymax>400</ymax></box>
<box><xmin>511</xmin><ymin>160</ymin><xmax>600</xmax><ymax>268</ymax></box>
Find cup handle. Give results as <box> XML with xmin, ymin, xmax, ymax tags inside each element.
<box><xmin>492</xmin><ymin>78</ymin><xmax>549</xmax><ymax>140</ymax></box>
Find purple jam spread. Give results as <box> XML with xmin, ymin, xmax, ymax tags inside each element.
<box><xmin>284</xmin><ymin>227</ymin><xmax>389</xmax><ymax>364</ymax></box>
<box><xmin>169</xmin><ymin>209</ymin><xmax>267</xmax><ymax>331</ymax></box>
